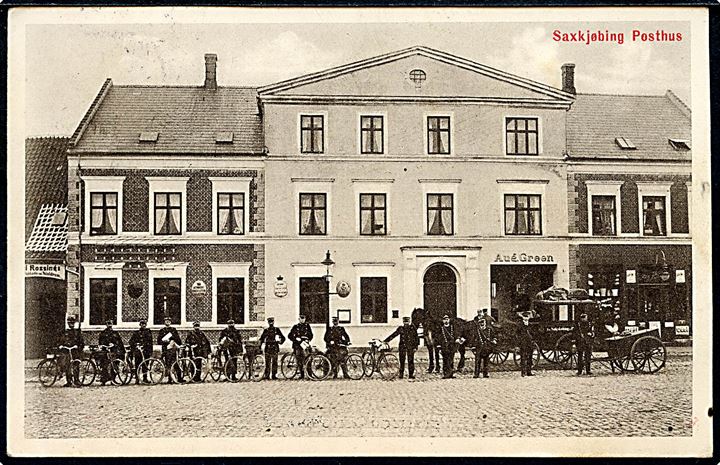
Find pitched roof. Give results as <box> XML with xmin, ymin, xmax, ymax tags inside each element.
<box><xmin>25</xmin><ymin>137</ymin><xmax>69</xmax><ymax>239</ymax></box>
<box><xmin>567</xmin><ymin>91</ymin><xmax>691</xmax><ymax>161</ymax></box>
<box><xmin>26</xmin><ymin>204</ymin><xmax>68</xmax><ymax>253</ymax></box>
<box><xmin>70</xmin><ymin>82</ymin><xmax>264</xmax><ymax>155</ymax></box>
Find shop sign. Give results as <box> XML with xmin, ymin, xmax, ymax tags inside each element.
<box><xmin>274</xmin><ymin>276</ymin><xmax>288</xmax><ymax>298</ymax></box>
<box><xmin>625</xmin><ymin>325</ymin><xmax>639</xmax><ymax>334</ymax></box>
<box><xmin>25</xmin><ymin>264</ymin><xmax>65</xmax><ymax>280</ymax></box>
<box><xmin>676</xmin><ymin>325</ymin><xmax>690</xmax><ymax>336</ymax></box>
<box><xmin>675</xmin><ymin>270</ymin><xmax>686</xmax><ymax>283</ymax></box>
<box><xmin>336</xmin><ymin>281</ymin><xmax>351</xmax><ymax>298</ymax></box>
<box><xmin>626</xmin><ymin>269</ymin><xmax>636</xmax><ymax>284</ymax></box>
<box><xmin>494</xmin><ymin>253</ymin><xmax>554</xmax><ymax>264</ymax></box>
<box><xmin>190</xmin><ymin>280</ymin><xmax>207</xmax><ymax>296</ymax></box>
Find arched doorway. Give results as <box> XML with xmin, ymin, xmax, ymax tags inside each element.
<box><xmin>423</xmin><ymin>263</ymin><xmax>457</xmax><ymax>321</ymax></box>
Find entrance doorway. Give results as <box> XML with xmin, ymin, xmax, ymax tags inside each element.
<box><xmin>423</xmin><ymin>263</ymin><xmax>457</xmax><ymax>321</ymax></box>
<box><xmin>491</xmin><ymin>265</ymin><xmax>555</xmax><ymax>323</ymax></box>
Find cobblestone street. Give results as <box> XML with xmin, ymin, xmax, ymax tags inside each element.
<box><xmin>24</xmin><ymin>349</ymin><xmax>693</xmax><ymax>438</ymax></box>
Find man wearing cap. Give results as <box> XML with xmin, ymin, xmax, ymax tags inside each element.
<box><xmin>384</xmin><ymin>316</ymin><xmax>419</xmax><ymax>379</ymax></box>
<box><xmin>438</xmin><ymin>314</ymin><xmax>458</xmax><ymax>379</ymax></box>
<box><xmin>59</xmin><ymin>316</ymin><xmax>85</xmax><ymax>387</ymax></box>
<box><xmin>219</xmin><ymin>319</ymin><xmax>243</xmax><ymax>381</ymax></box>
<box><xmin>324</xmin><ymin>316</ymin><xmax>351</xmax><ymax>379</ymax></box>
<box><xmin>574</xmin><ymin>312</ymin><xmax>595</xmax><ymax>375</ymax></box>
<box><xmin>469</xmin><ymin>312</ymin><xmax>497</xmax><ymax>379</ymax></box>
<box><xmin>157</xmin><ymin>317</ymin><xmax>182</xmax><ymax>383</ymax></box>
<box><xmin>288</xmin><ymin>315</ymin><xmax>313</xmax><ymax>379</ymax></box>
<box><xmin>97</xmin><ymin>320</ymin><xmax>126</xmax><ymax>385</ymax></box>
<box><xmin>186</xmin><ymin>321</ymin><xmax>212</xmax><ymax>382</ymax></box>
<box><xmin>259</xmin><ymin>317</ymin><xmax>286</xmax><ymax>380</ymax></box>
<box><xmin>515</xmin><ymin>311</ymin><xmax>535</xmax><ymax>376</ymax></box>
<box><xmin>481</xmin><ymin>308</ymin><xmax>498</xmax><ymax>328</ymax></box>
<box><xmin>129</xmin><ymin>319</ymin><xmax>153</xmax><ymax>384</ymax></box>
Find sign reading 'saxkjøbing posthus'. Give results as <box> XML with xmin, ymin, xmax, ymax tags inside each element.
<box><xmin>494</xmin><ymin>253</ymin><xmax>554</xmax><ymax>264</ymax></box>
<box><xmin>25</xmin><ymin>263</ymin><xmax>65</xmax><ymax>280</ymax></box>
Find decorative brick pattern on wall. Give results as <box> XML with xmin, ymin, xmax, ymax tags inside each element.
<box><xmin>66</xmin><ymin>244</ymin><xmax>81</xmax><ymax>317</ymax></box>
<box><xmin>122</xmin><ymin>268</ymin><xmax>149</xmax><ymax>322</ymax></box>
<box><xmin>251</xmin><ymin>243</ymin><xmax>265</xmax><ymax>322</ymax></box>
<box><xmin>568</xmin><ymin>243</ymin><xmax>579</xmax><ymax>289</ymax></box>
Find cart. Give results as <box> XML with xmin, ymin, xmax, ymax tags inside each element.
<box><xmin>530</xmin><ymin>299</ymin><xmax>599</xmax><ymax>367</ymax></box>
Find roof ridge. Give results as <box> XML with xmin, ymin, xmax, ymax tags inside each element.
<box><xmin>70</xmin><ymin>78</ymin><xmax>113</xmax><ymax>147</ymax></box>
<box><xmin>665</xmin><ymin>89</ymin><xmax>691</xmax><ymax>118</ymax></box>
<box><xmin>576</xmin><ymin>92</ymin><xmax>669</xmax><ymax>98</ymax></box>
<box><xmin>26</xmin><ymin>135</ymin><xmax>71</xmax><ymax>140</ymax></box>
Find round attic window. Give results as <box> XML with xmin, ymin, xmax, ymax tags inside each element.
<box><xmin>409</xmin><ymin>69</ymin><xmax>427</xmax><ymax>86</ymax></box>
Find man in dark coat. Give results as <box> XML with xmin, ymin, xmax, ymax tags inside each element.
<box><xmin>259</xmin><ymin>317</ymin><xmax>286</xmax><ymax>380</ymax></box>
<box><xmin>157</xmin><ymin>317</ymin><xmax>182</xmax><ymax>383</ymax></box>
<box><xmin>574</xmin><ymin>312</ymin><xmax>595</xmax><ymax>375</ymax></box>
<box><xmin>324</xmin><ymin>316</ymin><xmax>351</xmax><ymax>379</ymax></box>
<box><xmin>288</xmin><ymin>314</ymin><xmax>313</xmax><ymax>379</ymax></box>
<box><xmin>59</xmin><ymin>316</ymin><xmax>85</xmax><ymax>387</ymax></box>
<box><xmin>516</xmin><ymin>311</ymin><xmax>535</xmax><ymax>376</ymax></box>
<box><xmin>438</xmin><ymin>314</ymin><xmax>458</xmax><ymax>379</ymax></box>
<box><xmin>219</xmin><ymin>319</ymin><xmax>243</xmax><ymax>381</ymax></box>
<box><xmin>97</xmin><ymin>320</ymin><xmax>126</xmax><ymax>385</ymax></box>
<box><xmin>186</xmin><ymin>321</ymin><xmax>212</xmax><ymax>382</ymax></box>
<box><xmin>129</xmin><ymin>319</ymin><xmax>153</xmax><ymax>384</ymax></box>
<box><xmin>469</xmin><ymin>313</ymin><xmax>497</xmax><ymax>378</ymax></box>
<box><xmin>384</xmin><ymin>316</ymin><xmax>419</xmax><ymax>379</ymax></box>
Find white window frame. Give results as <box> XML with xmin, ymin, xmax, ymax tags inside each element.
<box><xmin>209</xmin><ymin>177</ymin><xmax>252</xmax><ymax>235</ymax></box>
<box><xmin>419</xmin><ymin>179</ymin><xmax>460</xmax><ymax>236</ymax></box>
<box><xmin>147</xmin><ymin>263</ymin><xmax>188</xmax><ymax>327</ymax></box>
<box><xmin>357</xmin><ymin>112</ymin><xmax>388</xmax><ymax>155</ymax></box>
<box><xmin>354</xmin><ymin>263</ymin><xmax>394</xmax><ymax>326</ymax></box>
<box><xmin>424</xmin><ymin>112</ymin><xmax>454</xmax><ymax>156</ymax></box>
<box><xmin>586</xmin><ymin>180</ymin><xmax>623</xmax><ymax>236</ymax></box>
<box><xmin>82</xmin><ymin>263</ymin><xmax>123</xmax><ymax>328</ymax></box>
<box><xmin>146</xmin><ymin>177</ymin><xmax>189</xmax><ymax>236</ymax></box>
<box><xmin>502</xmin><ymin>115</ymin><xmax>543</xmax><ymax>156</ymax></box>
<box><xmin>637</xmin><ymin>181</ymin><xmax>673</xmax><ymax>237</ymax></box>
<box><xmin>209</xmin><ymin>262</ymin><xmax>251</xmax><ymax>326</ymax></box>
<box><xmin>496</xmin><ymin>180</ymin><xmax>547</xmax><ymax>236</ymax></box>
<box><xmin>298</xmin><ymin>112</ymin><xmax>329</xmax><ymax>155</ymax></box>
<box><xmin>352</xmin><ymin>179</ymin><xmax>393</xmax><ymax>236</ymax></box>
<box><xmin>292</xmin><ymin>178</ymin><xmax>334</xmax><ymax>236</ymax></box>
<box><xmin>81</xmin><ymin>176</ymin><xmax>125</xmax><ymax>235</ymax></box>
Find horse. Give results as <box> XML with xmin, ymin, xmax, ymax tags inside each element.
<box><xmin>411</xmin><ymin>307</ymin><xmax>472</xmax><ymax>373</ymax></box>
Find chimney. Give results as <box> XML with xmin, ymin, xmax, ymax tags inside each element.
<box><xmin>204</xmin><ymin>53</ymin><xmax>217</xmax><ymax>90</ymax></box>
<box><xmin>561</xmin><ymin>63</ymin><xmax>576</xmax><ymax>94</ymax></box>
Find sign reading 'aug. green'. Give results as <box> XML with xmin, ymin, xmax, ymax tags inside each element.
<box><xmin>494</xmin><ymin>253</ymin><xmax>555</xmax><ymax>264</ymax></box>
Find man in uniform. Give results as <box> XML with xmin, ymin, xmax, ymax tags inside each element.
<box><xmin>259</xmin><ymin>317</ymin><xmax>286</xmax><ymax>380</ymax></box>
<box><xmin>574</xmin><ymin>312</ymin><xmax>595</xmax><ymax>375</ymax></box>
<box><xmin>481</xmin><ymin>308</ymin><xmax>498</xmax><ymax>328</ymax></box>
<box><xmin>157</xmin><ymin>317</ymin><xmax>182</xmax><ymax>383</ymax></box>
<box><xmin>186</xmin><ymin>321</ymin><xmax>212</xmax><ymax>382</ymax></box>
<box><xmin>438</xmin><ymin>314</ymin><xmax>458</xmax><ymax>379</ymax></box>
<box><xmin>384</xmin><ymin>316</ymin><xmax>419</xmax><ymax>379</ymax></box>
<box><xmin>59</xmin><ymin>316</ymin><xmax>85</xmax><ymax>387</ymax></box>
<box><xmin>219</xmin><ymin>319</ymin><xmax>243</xmax><ymax>381</ymax></box>
<box><xmin>516</xmin><ymin>311</ymin><xmax>535</xmax><ymax>377</ymax></box>
<box><xmin>471</xmin><ymin>315</ymin><xmax>497</xmax><ymax>378</ymax></box>
<box><xmin>288</xmin><ymin>314</ymin><xmax>313</xmax><ymax>379</ymax></box>
<box><xmin>323</xmin><ymin>316</ymin><xmax>351</xmax><ymax>379</ymax></box>
<box><xmin>129</xmin><ymin>319</ymin><xmax>153</xmax><ymax>384</ymax></box>
<box><xmin>97</xmin><ymin>320</ymin><xmax>126</xmax><ymax>385</ymax></box>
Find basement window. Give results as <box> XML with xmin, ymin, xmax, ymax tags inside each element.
<box><xmin>138</xmin><ymin>132</ymin><xmax>159</xmax><ymax>143</ymax></box>
<box><xmin>215</xmin><ymin>132</ymin><xmax>234</xmax><ymax>144</ymax></box>
<box><xmin>615</xmin><ymin>137</ymin><xmax>636</xmax><ymax>150</ymax></box>
<box><xmin>668</xmin><ymin>139</ymin><xmax>691</xmax><ymax>150</ymax></box>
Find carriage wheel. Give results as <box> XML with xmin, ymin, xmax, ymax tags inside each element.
<box><xmin>345</xmin><ymin>354</ymin><xmax>365</xmax><ymax>380</ymax></box>
<box><xmin>305</xmin><ymin>354</ymin><xmax>332</xmax><ymax>381</ymax></box>
<box><xmin>38</xmin><ymin>359</ymin><xmax>59</xmax><ymax>387</ymax></box>
<box><xmin>631</xmin><ymin>336</ymin><xmax>666</xmax><ymax>374</ymax></box>
<box><xmin>250</xmin><ymin>354</ymin><xmax>265</xmax><ymax>381</ymax></box>
<box><xmin>488</xmin><ymin>349</ymin><xmax>508</xmax><ymax>365</ymax></box>
<box><xmin>361</xmin><ymin>351</ymin><xmax>375</xmax><ymax>377</ymax></box>
<box><xmin>554</xmin><ymin>334</ymin><xmax>578</xmax><ymax>370</ymax></box>
<box><xmin>512</xmin><ymin>343</ymin><xmax>541</xmax><ymax>369</ymax></box>
<box><xmin>280</xmin><ymin>353</ymin><xmax>299</xmax><ymax>379</ymax></box>
<box><xmin>224</xmin><ymin>356</ymin><xmax>246</xmax><ymax>382</ymax></box>
<box><xmin>540</xmin><ymin>349</ymin><xmax>558</xmax><ymax>364</ymax></box>
<box><xmin>377</xmin><ymin>353</ymin><xmax>399</xmax><ymax>380</ymax></box>
<box><xmin>613</xmin><ymin>355</ymin><xmax>636</xmax><ymax>373</ymax></box>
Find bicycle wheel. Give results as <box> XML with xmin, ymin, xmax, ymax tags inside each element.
<box><xmin>344</xmin><ymin>353</ymin><xmax>365</xmax><ymax>380</ymax></box>
<box><xmin>110</xmin><ymin>359</ymin><xmax>132</xmax><ymax>386</ymax></box>
<box><xmin>249</xmin><ymin>354</ymin><xmax>265</xmax><ymax>382</ymax></box>
<box><xmin>361</xmin><ymin>351</ymin><xmax>375</xmax><ymax>377</ymax></box>
<box><xmin>195</xmin><ymin>357</ymin><xmax>209</xmax><ymax>382</ymax></box>
<box><xmin>377</xmin><ymin>353</ymin><xmax>400</xmax><ymax>380</ymax></box>
<box><xmin>77</xmin><ymin>358</ymin><xmax>97</xmax><ymax>386</ymax></box>
<box><xmin>306</xmin><ymin>354</ymin><xmax>332</xmax><ymax>381</ymax></box>
<box><xmin>209</xmin><ymin>355</ymin><xmax>224</xmax><ymax>382</ymax></box>
<box><xmin>170</xmin><ymin>358</ymin><xmax>196</xmax><ymax>384</ymax></box>
<box><xmin>280</xmin><ymin>353</ymin><xmax>299</xmax><ymax>379</ymax></box>
<box><xmin>37</xmin><ymin>359</ymin><xmax>58</xmax><ymax>387</ymax></box>
<box><xmin>138</xmin><ymin>358</ymin><xmax>165</xmax><ymax>384</ymax></box>
<box><xmin>224</xmin><ymin>356</ymin><xmax>246</xmax><ymax>382</ymax></box>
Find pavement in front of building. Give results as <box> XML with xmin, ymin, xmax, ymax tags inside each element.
<box><xmin>24</xmin><ymin>349</ymin><xmax>693</xmax><ymax>438</ymax></box>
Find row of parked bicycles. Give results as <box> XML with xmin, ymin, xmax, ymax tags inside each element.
<box><xmin>37</xmin><ymin>339</ymin><xmax>401</xmax><ymax>387</ymax></box>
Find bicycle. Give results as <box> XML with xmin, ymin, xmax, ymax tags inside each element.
<box><xmin>90</xmin><ymin>344</ymin><xmax>131</xmax><ymax>386</ymax></box>
<box><xmin>169</xmin><ymin>344</ymin><xmax>198</xmax><ymax>384</ymax></box>
<box><xmin>361</xmin><ymin>339</ymin><xmax>399</xmax><ymax>380</ymax></box>
<box><xmin>127</xmin><ymin>344</ymin><xmax>166</xmax><ymax>385</ymax></box>
<box><xmin>306</xmin><ymin>343</ymin><xmax>364</xmax><ymax>381</ymax></box>
<box><xmin>37</xmin><ymin>345</ymin><xmax>97</xmax><ymax>387</ymax></box>
<box><xmin>204</xmin><ymin>344</ymin><xmax>227</xmax><ymax>382</ymax></box>
<box><xmin>280</xmin><ymin>339</ymin><xmax>310</xmax><ymax>379</ymax></box>
<box><xmin>224</xmin><ymin>342</ymin><xmax>264</xmax><ymax>382</ymax></box>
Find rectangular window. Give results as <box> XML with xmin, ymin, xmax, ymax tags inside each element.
<box><xmin>506</xmin><ymin>117</ymin><xmax>539</xmax><ymax>156</ymax></box>
<box><xmin>89</xmin><ymin>192</ymin><xmax>118</xmax><ymax>235</ymax></box>
<box><xmin>427</xmin><ymin>193</ymin><xmax>453</xmax><ymax>235</ymax></box>
<box><xmin>360</xmin><ymin>116</ymin><xmax>384</xmax><ymax>154</ymax></box>
<box><xmin>360</xmin><ymin>277</ymin><xmax>388</xmax><ymax>323</ymax></box>
<box><xmin>360</xmin><ymin>193</ymin><xmax>386</xmax><ymax>235</ymax></box>
<box><xmin>300</xmin><ymin>115</ymin><xmax>324</xmax><ymax>153</ymax></box>
<box><xmin>217</xmin><ymin>278</ymin><xmax>245</xmax><ymax>324</ymax></box>
<box><xmin>504</xmin><ymin>194</ymin><xmax>542</xmax><ymax>235</ymax></box>
<box><xmin>299</xmin><ymin>193</ymin><xmax>327</xmax><ymax>235</ymax></box>
<box><xmin>642</xmin><ymin>196</ymin><xmax>667</xmax><ymax>236</ymax></box>
<box><xmin>89</xmin><ymin>278</ymin><xmax>117</xmax><ymax>326</ymax></box>
<box><xmin>153</xmin><ymin>278</ymin><xmax>181</xmax><ymax>325</ymax></box>
<box><xmin>591</xmin><ymin>195</ymin><xmax>617</xmax><ymax>236</ymax></box>
<box><xmin>154</xmin><ymin>193</ymin><xmax>182</xmax><ymax>235</ymax></box>
<box><xmin>299</xmin><ymin>277</ymin><xmax>329</xmax><ymax>324</ymax></box>
<box><xmin>427</xmin><ymin>116</ymin><xmax>450</xmax><ymax>154</ymax></box>
<box><xmin>218</xmin><ymin>193</ymin><xmax>245</xmax><ymax>235</ymax></box>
